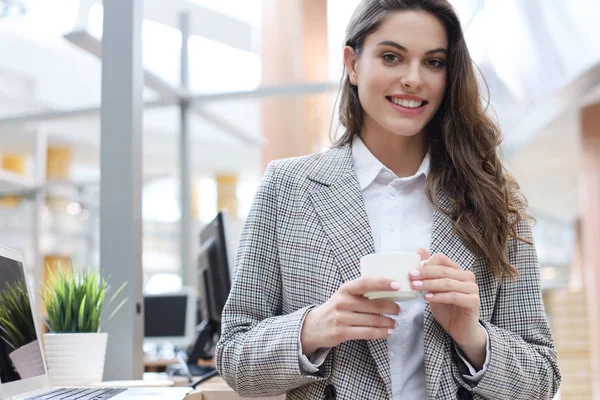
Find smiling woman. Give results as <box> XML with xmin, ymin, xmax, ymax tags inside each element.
<box><xmin>215</xmin><ymin>1</ymin><xmax>561</xmax><ymax>400</ymax></box>
<box><xmin>335</xmin><ymin>0</ymin><xmax>528</xmax><ymax>282</ymax></box>
<box><xmin>342</xmin><ymin>11</ymin><xmax>448</xmax><ymax>142</ymax></box>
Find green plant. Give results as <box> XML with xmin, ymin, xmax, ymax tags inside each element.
<box><xmin>41</xmin><ymin>268</ymin><xmax>127</xmax><ymax>333</ymax></box>
<box><xmin>0</xmin><ymin>280</ymin><xmax>37</xmax><ymax>350</ymax></box>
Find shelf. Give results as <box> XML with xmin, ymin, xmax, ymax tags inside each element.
<box><xmin>45</xmin><ymin>180</ymin><xmax>100</xmax><ymax>209</ymax></box>
<box><xmin>0</xmin><ymin>169</ymin><xmax>38</xmax><ymax>196</ymax></box>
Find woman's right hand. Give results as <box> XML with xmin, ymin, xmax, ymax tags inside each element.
<box><xmin>300</xmin><ymin>277</ymin><xmax>402</xmax><ymax>357</ymax></box>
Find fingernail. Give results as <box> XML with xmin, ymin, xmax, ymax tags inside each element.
<box><xmin>425</xmin><ymin>293</ymin><xmax>434</xmax><ymax>299</ymax></box>
<box><xmin>394</xmin><ymin>321</ymin><xmax>398</xmax><ymax>328</ymax></box>
<box><xmin>390</xmin><ymin>281</ymin><xmax>401</xmax><ymax>290</ymax></box>
<box><xmin>413</xmin><ymin>280</ymin><xmax>423</xmax><ymax>287</ymax></box>
<box><xmin>387</xmin><ymin>329</ymin><xmax>394</xmax><ymax>335</ymax></box>
<box><xmin>410</xmin><ymin>269</ymin><xmax>420</xmax><ymax>277</ymax></box>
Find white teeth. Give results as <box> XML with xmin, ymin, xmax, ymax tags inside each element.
<box><xmin>390</xmin><ymin>97</ymin><xmax>423</xmax><ymax>108</ymax></box>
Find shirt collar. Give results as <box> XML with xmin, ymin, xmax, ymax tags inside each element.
<box><xmin>351</xmin><ymin>135</ymin><xmax>431</xmax><ymax>191</ymax></box>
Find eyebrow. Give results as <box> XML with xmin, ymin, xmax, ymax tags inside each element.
<box><xmin>377</xmin><ymin>40</ymin><xmax>447</xmax><ymax>56</ymax></box>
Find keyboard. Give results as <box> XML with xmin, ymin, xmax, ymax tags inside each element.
<box><xmin>26</xmin><ymin>388</ymin><xmax>127</xmax><ymax>400</ymax></box>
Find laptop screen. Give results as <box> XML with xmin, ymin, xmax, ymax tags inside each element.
<box><xmin>0</xmin><ymin>255</ymin><xmax>45</xmax><ymax>384</ymax></box>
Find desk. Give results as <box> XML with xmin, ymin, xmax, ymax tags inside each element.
<box><xmin>143</xmin><ymin>355</ymin><xmax>178</xmax><ymax>372</ymax></box>
<box><xmin>144</xmin><ymin>355</ymin><xmax>215</xmax><ymax>372</ymax></box>
<box><xmin>143</xmin><ymin>373</ymin><xmax>284</xmax><ymax>400</ymax></box>
<box><xmin>185</xmin><ymin>376</ymin><xmax>285</xmax><ymax>400</ymax></box>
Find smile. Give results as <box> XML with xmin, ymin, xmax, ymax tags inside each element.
<box><xmin>386</xmin><ymin>96</ymin><xmax>428</xmax><ymax>116</ymax></box>
<box><xmin>387</xmin><ymin>96</ymin><xmax>426</xmax><ymax>108</ymax></box>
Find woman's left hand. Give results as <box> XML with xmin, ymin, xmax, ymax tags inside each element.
<box><xmin>411</xmin><ymin>250</ymin><xmax>486</xmax><ymax>353</ymax></box>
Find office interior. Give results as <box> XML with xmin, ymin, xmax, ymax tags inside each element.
<box><xmin>0</xmin><ymin>0</ymin><xmax>599</xmax><ymax>398</ymax></box>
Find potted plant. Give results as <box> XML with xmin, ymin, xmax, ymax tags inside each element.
<box><xmin>40</xmin><ymin>268</ymin><xmax>126</xmax><ymax>386</ymax></box>
<box><xmin>0</xmin><ymin>281</ymin><xmax>45</xmax><ymax>379</ymax></box>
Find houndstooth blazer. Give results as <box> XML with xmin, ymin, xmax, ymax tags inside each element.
<box><xmin>215</xmin><ymin>143</ymin><xmax>561</xmax><ymax>400</ymax></box>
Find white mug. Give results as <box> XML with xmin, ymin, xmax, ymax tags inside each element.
<box><xmin>360</xmin><ymin>252</ymin><xmax>424</xmax><ymax>302</ymax></box>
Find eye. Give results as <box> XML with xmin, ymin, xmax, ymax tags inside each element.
<box><xmin>426</xmin><ymin>59</ymin><xmax>446</xmax><ymax>69</ymax></box>
<box><xmin>382</xmin><ymin>53</ymin><xmax>400</xmax><ymax>63</ymax></box>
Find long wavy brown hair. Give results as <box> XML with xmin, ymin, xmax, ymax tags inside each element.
<box><xmin>333</xmin><ymin>0</ymin><xmax>530</xmax><ymax>280</ymax></box>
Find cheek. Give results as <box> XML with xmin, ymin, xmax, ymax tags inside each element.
<box><xmin>359</xmin><ymin>62</ymin><xmax>391</xmax><ymax>94</ymax></box>
<box><xmin>430</xmin><ymin>75</ymin><xmax>447</xmax><ymax>103</ymax></box>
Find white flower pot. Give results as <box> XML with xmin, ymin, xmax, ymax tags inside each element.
<box><xmin>8</xmin><ymin>340</ymin><xmax>45</xmax><ymax>379</ymax></box>
<box><xmin>43</xmin><ymin>332</ymin><xmax>108</xmax><ymax>387</ymax></box>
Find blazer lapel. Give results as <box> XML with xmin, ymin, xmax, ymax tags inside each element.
<box><xmin>424</xmin><ymin>189</ymin><xmax>477</xmax><ymax>399</ymax></box>
<box><xmin>308</xmin><ymin>144</ymin><xmax>393</xmax><ymax>398</ymax></box>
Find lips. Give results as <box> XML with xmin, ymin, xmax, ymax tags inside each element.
<box><xmin>386</xmin><ymin>96</ymin><xmax>428</xmax><ymax>116</ymax></box>
<box><xmin>385</xmin><ymin>96</ymin><xmax>428</xmax><ymax>109</ymax></box>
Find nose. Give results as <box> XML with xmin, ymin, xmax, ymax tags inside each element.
<box><xmin>400</xmin><ymin>62</ymin><xmax>423</xmax><ymax>91</ymax></box>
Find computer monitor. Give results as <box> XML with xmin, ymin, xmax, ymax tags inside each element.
<box><xmin>199</xmin><ymin>212</ymin><xmax>232</xmax><ymax>325</ymax></box>
<box><xmin>143</xmin><ymin>287</ymin><xmax>197</xmax><ymax>348</ymax></box>
<box><xmin>188</xmin><ymin>212</ymin><xmax>232</xmax><ymax>363</ymax></box>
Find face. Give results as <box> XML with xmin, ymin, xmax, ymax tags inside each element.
<box><xmin>344</xmin><ymin>11</ymin><xmax>448</xmax><ymax>139</ymax></box>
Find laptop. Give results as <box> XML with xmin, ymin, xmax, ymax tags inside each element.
<box><xmin>0</xmin><ymin>246</ymin><xmax>191</xmax><ymax>400</ymax></box>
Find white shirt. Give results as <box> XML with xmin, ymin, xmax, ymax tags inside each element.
<box><xmin>299</xmin><ymin>136</ymin><xmax>489</xmax><ymax>398</ymax></box>
<box><xmin>354</xmin><ymin>135</ymin><xmax>431</xmax><ymax>398</ymax></box>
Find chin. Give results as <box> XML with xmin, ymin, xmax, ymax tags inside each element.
<box><xmin>384</xmin><ymin>120</ymin><xmax>427</xmax><ymax>138</ymax></box>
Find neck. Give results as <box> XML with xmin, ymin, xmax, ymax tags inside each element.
<box><xmin>359</xmin><ymin>126</ymin><xmax>428</xmax><ymax>178</ymax></box>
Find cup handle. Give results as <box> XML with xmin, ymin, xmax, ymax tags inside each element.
<box><xmin>420</xmin><ymin>259</ymin><xmax>427</xmax><ymax>267</ymax></box>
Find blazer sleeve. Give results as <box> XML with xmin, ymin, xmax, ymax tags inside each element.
<box><xmin>456</xmin><ymin>218</ymin><xmax>561</xmax><ymax>399</ymax></box>
<box><xmin>214</xmin><ymin>162</ymin><xmax>331</xmax><ymax>397</ymax></box>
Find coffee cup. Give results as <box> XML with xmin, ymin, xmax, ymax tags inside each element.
<box><xmin>360</xmin><ymin>252</ymin><xmax>424</xmax><ymax>302</ymax></box>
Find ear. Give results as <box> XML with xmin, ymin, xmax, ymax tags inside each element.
<box><xmin>343</xmin><ymin>46</ymin><xmax>359</xmax><ymax>86</ymax></box>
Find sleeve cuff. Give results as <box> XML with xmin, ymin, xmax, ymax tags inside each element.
<box><xmin>297</xmin><ymin>308</ymin><xmax>331</xmax><ymax>374</ymax></box>
<box><xmin>454</xmin><ymin>323</ymin><xmax>491</xmax><ymax>383</ymax></box>
<box><xmin>299</xmin><ymin>347</ymin><xmax>331</xmax><ymax>373</ymax></box>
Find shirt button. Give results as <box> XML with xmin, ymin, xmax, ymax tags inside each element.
<box><xmin>388</xmin><ymin>186</ymin><xmax>398</xmax><ymax>196</ymax></box>
<box><xmin>387</xmin><ymin>223</ymin><xmax>395</xmax><ymax>232</ymax></box>
<box><xmin>388</xmin><ymin>351</ymin><xmax>394</xmax><ymax>359</ymax></box>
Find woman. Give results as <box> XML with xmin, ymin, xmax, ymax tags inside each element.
<box><xmin>215</xmin><ymin>0</ymin><xmax>561</xmax><ymax>399</ymax></box>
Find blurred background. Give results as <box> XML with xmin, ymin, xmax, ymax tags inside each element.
<box><xmin>0</xmin><ymin>0</ymin><xmax>599</xmax><ymax>398</ymax></box>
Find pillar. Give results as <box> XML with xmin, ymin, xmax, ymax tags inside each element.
<box><xmin>46</xmin><ymin>146</ymin><xmax>73</xmax><ymax>209</ymax></box>
<box><xmin>570</xmin><ymin>218</ymin><xmax>583</xmax><ymax>291</ymax></box>
<box><xmin>216</xmin><ymin>174</ymin><xmax>238</xmax><ymax>220</ymax></box>
<box><xmin>0</xmin><ymin>154</ymin><xmax>26</xmax><ymax>207</ymax></box>
<box><xmin>44</xmin><ymin>146</ymin><xmax>74</xmax><ymax>272</ymax></box>
<box><xmin>46</xmin><ymin>147</ymin><xmax>72</xmax><ymax>180</ymax></box>
<box><xmin>99</xmin><ymin>0</ymin><xmax>144</xmax><ymax>380</ymax></box>
<box><xmin>191</xmin><ymin>179</ymin><xmax>199</xmax><ymax>221</ymax></box>
<box><xmin>260</xmin><ymin>0</ymin><xmax>330</xmax><ymax>169</ymax></box>
<box><xmin>581</xmin><ymin>102</ymin><xmax>600</xmax><ymax>399</ymax></box>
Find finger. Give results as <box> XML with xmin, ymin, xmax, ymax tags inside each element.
<box><xmin>416</xmin><ymin>248</ymin><xmax>430</xmax><ymax>262</ymax></box>
<box><xmin>335</xmin><ymin>326</ymin><xmax>394</xmax><ymax>343</ymax></box>
<box><xmin>411</xmin><ymin>278</ymin><xmax>478</xmax><ymax>294</ymax></box>
<box><xmin>343</xmin><ymin>297</ymin><xmax>401</xmax><ymax>316</ymax></box>
<box><xmin>409</xmin><ymin>265</ymin><xmax>475</xmax><ymax>283</ymax></box>
<box><xmin>342</xmin><ymin>276</ymin><xmax>400</xmax><ymax>297</ymax></box>
<box><xmin>335</xmin><ymin>311</ymin><xmax>397</xmax><ymax>329</ymax></box>
<box><xmin>423</xmin><ymin>253</ymin><xmax>462</xmax><ymax>270</ymax></box>
<box><xmin>424</xmin><ymin>292</ymin><xmax>480</xmax><ymax>309</ymax></box>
